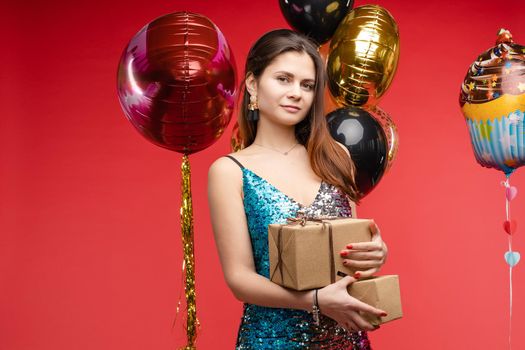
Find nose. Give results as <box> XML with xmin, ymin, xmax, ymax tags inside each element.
<box><xmin>287</xmin><ymin>82</ymin><xmax>302</xmax><ymax>100</ymax></box>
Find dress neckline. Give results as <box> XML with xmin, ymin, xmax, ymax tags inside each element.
<box><xmin>242</xmin><ymin>168</ymin><xmax>324</xmax><ymax>208</ymax></box>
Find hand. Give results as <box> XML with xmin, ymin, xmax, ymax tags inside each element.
<box><xmin>317</xmin><ymin>276</ymin><xmax>387</xmax><ymax>332</ymax></box>
<box><xmin>340</xmin><ymin>221</ymin><xmax>388</xmax><ymax>278</ymax></box>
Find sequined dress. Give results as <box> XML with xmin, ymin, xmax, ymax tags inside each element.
<box><xmin>225</xmin><ymin>156</ymin><xmax>372</xmax><ymax>350</ymax></box>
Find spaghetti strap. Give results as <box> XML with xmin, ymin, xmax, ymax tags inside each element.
<box><xmin>224</xmin><ymin>155</ymin><xmax>245</xmax><ymax>169</ymax></box>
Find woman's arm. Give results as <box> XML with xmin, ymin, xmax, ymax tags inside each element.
<box><xmin>207</xmin><ymin>157</ymin><xmax>312</xmax><ymax>311</ymax></box>
<box><xmin>208</xmin><ymin>157</ymin><xmax>386</xmax><ymax>332</ymax></box>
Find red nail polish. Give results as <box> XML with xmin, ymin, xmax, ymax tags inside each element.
<box><xmin>354</xmin><ymin>272</ymin><xmax>361</xmax><ymax>279</ymax></box>
<box><xmin>380</xmin><ymin>312</ymin><xmax>388</xmax><ymax>317</ymax></box>
<box><xmin>340</xmin><ymin>251</ymin><xmax>348</xmax><ymax>257</ymax></box>
<box><xmin>346</xmin><ymin>244</ymin><xmax>353</xmax><ymax>249</ymax></box>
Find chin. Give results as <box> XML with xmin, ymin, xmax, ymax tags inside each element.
<box><xmin>279</xmin><ymin>118</ymin><xmax>305</xmax><ymax>127</ymax></box>
<box><xmin>278</xmin><ymin>113</ymin><xmax>308</xmax><ymax>126</ymax></box>
<box><xmin>260</xmin><ymin>109</ymin><xmax>308</xmax><ymax>126</ymax></box>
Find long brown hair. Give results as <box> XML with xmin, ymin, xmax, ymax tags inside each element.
<box><xmin>238</xmin><ymin>29</ymin><xmax>360</xmax><ymax>202</ymax></box>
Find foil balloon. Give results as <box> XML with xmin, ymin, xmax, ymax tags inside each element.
<box><xmin>367</xmin><ymin>105</ymin><xmax>399</xmax><ymax>171</ymax></box>
<box><xmin>459</xmin><ymin>29</ymin><xmax>525</xmax><ymax>175</ymax></box>
<box><xmin>327</xmin><ymin>107</ymin><xmax>388</xmax><ymax>197</ymax></box>
<box><xmin>279</xmin><ymin>0</ymin><xmax>354</xmax><ymax>45</ymax></box>
<box><xmin>116</xmin><ymin>12</ymin><xmax>237</xmax><ymax>350</ymax></box>
<box><xmin>460</xmin><ymin>29</ymin><xmax>524</xmax><ymax>346</ymax></box>
<box><xmin>321</xmin><ymin>49</ymin><xmax>399</xmax><ymax>172</ymax></box>
<box><xmin>327</xmin><ymin>5</ymin><xmax>399</xmax><ymax>108</ymax></box>
<box><xmin>116</xmin><ymin>12</ymin><xmax>237</xmax><ymax>155</ymax></box>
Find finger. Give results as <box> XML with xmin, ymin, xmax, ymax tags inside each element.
<box><xmin>343</xmin><ymin>259</ymin><xmax>381</xmax><ymax>269</ymax></box>
<box><xmin>344</xmin><ymin>251</ymin><xmax>383</xmax><ymax>260</ymax></box>
<box><xmin>347</xmin><ymin>241</ymin><xmax>382</xmax><ymax>251</ymax></box>
<box><xmin>353</xmin><ymin>268</ymin><xmax>379</xmax><ymax>279</ymax></box>
<box><xmin>346</xmin><ymin>319</ymin><xmax>359</xmax><ymax>333</ymax></box>
<box><xmin>349</xmin><ymin>310</ymin><xmax>375</xmax><ymax>331</ymax></box>
<box><xmin>350</xmin><ymin>297</ymin><xmax>388</xmax><ymax>318</ymax></box>
<box><xmin>369</xmin><ymin>223</ymin><xmax>384</xmax><ymax>244</ymax></box>
<box><xmin>371</xmin><ymin>232</ymin><xmax>383</xmax><ymax>242</ymax></box>
<box><xmin>338</xmin><ymin>275</ymin><xmax>357</xmax><ymax>286</ymax></box>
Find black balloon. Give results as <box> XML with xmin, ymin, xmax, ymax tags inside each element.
<box><xmin>279</xmin><ymin>0</ymin><xmax>354</xmax><ymax>45</ymax></box>
<box><xmin>326</xmin><ymin>107</ymin><xmax>388</xmax><ymax>198</ymax></box>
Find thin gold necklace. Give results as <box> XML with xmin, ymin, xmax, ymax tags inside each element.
<box><xmin>253</xmin><ymin>142</ymin><xmax>299</xmax><ymax>155</ymax></box>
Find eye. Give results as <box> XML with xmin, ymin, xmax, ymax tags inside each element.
<box><xmin>302</xmin><ymin>82</ymin><xmax>315</xmax><ymax>91</ymax></box>
<box><xmin>277</xmin><ymin>75</ymin><xmax>290</xmax><ymax>83</ymax></box>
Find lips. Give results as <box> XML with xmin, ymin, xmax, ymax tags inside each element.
<box><xmin>281</xmin><ymin>105</ymin><xmax>301</xmax><ymax>113</ymax></box>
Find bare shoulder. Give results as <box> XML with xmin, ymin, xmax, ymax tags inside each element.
<box><xmin>208</xmin><ymin>155</ymin><xmax>239</xmax><ymax>175</ymax></box>
<box><xmin>208</xmin><ymin>146</ymin><xmax>260</xmax><ymax>178</ymax></box>
<box><xmin>208</xmin><ymin>158</ymin><xmax>243</xmax><ymax>222</ymax></box>
<box><xmin>208</xmin><ymin>154</ymin><xmax>243</xmax><ymax>187</ymax></box>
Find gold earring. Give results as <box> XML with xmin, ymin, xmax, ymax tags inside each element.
<box><xmin>248</xmin><ymin>94</ymin><xmax>258</xmax><ymax>111</ymax></box>
<box><xmin>247</xmin><ymin>95</ymin><xmax>259</xmax><ymax>121</ymax></box>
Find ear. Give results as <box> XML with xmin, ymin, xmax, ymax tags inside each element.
<box><xmin>245</xmin><ymin>72</ymin><xmax>258</xmax><ymax>96</ymax></box>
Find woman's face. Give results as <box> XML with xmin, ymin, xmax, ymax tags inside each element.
<box><xmin>249</xmin><ymin>51</ymin><xmax>316</xmax><ymax>126</ymax></box>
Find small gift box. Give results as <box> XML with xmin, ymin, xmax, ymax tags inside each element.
<box><xmin>268</xmin><ymin>217</ymin><xmax>373</xmax><ymax>291</ymax></box>
<box><xmin>348</xmin><ymin>275</ymin><xmax>403</xmax><ymax>326</ymax></box>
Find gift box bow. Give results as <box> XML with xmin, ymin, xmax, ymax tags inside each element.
<box><xmin>271</xmin><ymin>214</ymin><xmax>346</xmax><ymax>285</ymax></box>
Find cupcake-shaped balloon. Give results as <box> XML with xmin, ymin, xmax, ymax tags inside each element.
<box><xmin>460</xmin><ymin>29</ymin><xmax>525</xmax><ymax>175</ymax></box>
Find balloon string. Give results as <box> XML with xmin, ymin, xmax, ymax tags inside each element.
<box><xmin>505</xmin><ymin>175</ymin><xmax>512</xmax><ymax>350</ymax></box>
<box><xmin>504</xmin><ymin>178</ymin><xmax>510</xmax><ymax>221</ymax></box>
<box><xmin>509</xmin><ymin>259</ymin><xmax>513</xmax><ymax>350</ymax></box>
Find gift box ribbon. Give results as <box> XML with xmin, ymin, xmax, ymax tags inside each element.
<box><xmin>272</xmin><ymin>216</ymin><xmax>340</xmax><ymax>284</ymax></box>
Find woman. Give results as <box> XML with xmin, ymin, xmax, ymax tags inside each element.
<box><xmin>208</xmin><ymin>29</ymin><xmax>388</xmax><ymax>349</ymax></box>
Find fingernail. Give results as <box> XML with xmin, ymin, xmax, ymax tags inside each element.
<box><xmin>380</xmin><ymin>312</ymin><xmax>388</xmax><ymax>317</ymax></box>
<box><xmin>354</xmin><ymin>272</ymin><xmax>361</xmax><ymax>279</ymax></box>
<box><xmin>374</xmin><ymin>325</ymin><xmax>381</xmax><ymax>330</ymax></box>
<box><xmin>346</xmin><ymin>244</ymin><xmax>353</xmax><ymax>249</ymax></box>
<box><xmin>340</xmin><ymin>251</ymin><xmax>348</xmax><ymax>257</ymax></box>
<box><xmin>342</xmin><ymin>260</ymin><xmax>347</xmax><ymax>265</ymax></box>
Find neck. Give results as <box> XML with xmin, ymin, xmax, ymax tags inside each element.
<box><xmin>252</xmin><ymin>115</ymin><xmax>298</xmax><ymax>148</ymax></box>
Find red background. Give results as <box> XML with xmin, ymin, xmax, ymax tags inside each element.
<box><xmin>2</xmin><ymin>0</ymin><xmax>525</xmax><ymax>348</ymax></box>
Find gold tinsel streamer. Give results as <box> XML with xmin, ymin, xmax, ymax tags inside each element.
<box><xmin>179</xmin><ymin>154</ymin><xmax>198</xmax><ymax>349</ymax></box>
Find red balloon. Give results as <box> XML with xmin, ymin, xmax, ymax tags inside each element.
<box><xmin>116</xmin><ymin>12</ymin><xmax>237</xmax><ymax>154</ymax></box>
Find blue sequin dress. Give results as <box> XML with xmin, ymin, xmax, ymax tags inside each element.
<box><xmin>225</xmin><ymin>156</ymin><xmax>372</xmax><ymax>350</ymax></box>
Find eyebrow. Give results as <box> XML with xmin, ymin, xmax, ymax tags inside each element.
<box><xmin>275</xmin><ymin>71</ymin><xmax>316</xmax><ymax>83</ymax></box>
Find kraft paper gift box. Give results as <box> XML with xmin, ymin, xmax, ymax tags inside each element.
<box><xmin>347</xmin><ymin>275</ymin><xmax>403</xmax><ymax>326</ymax></box>
<box><xmin>268</xmin><ymin>217</ymin><xmax>373</xmax><ymax>291</ymax></box>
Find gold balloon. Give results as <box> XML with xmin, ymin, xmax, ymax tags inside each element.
<box><xmin>327</xmin><ymin>5</ymin><xmax>400</xmax><ymax>107</ymax></box>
